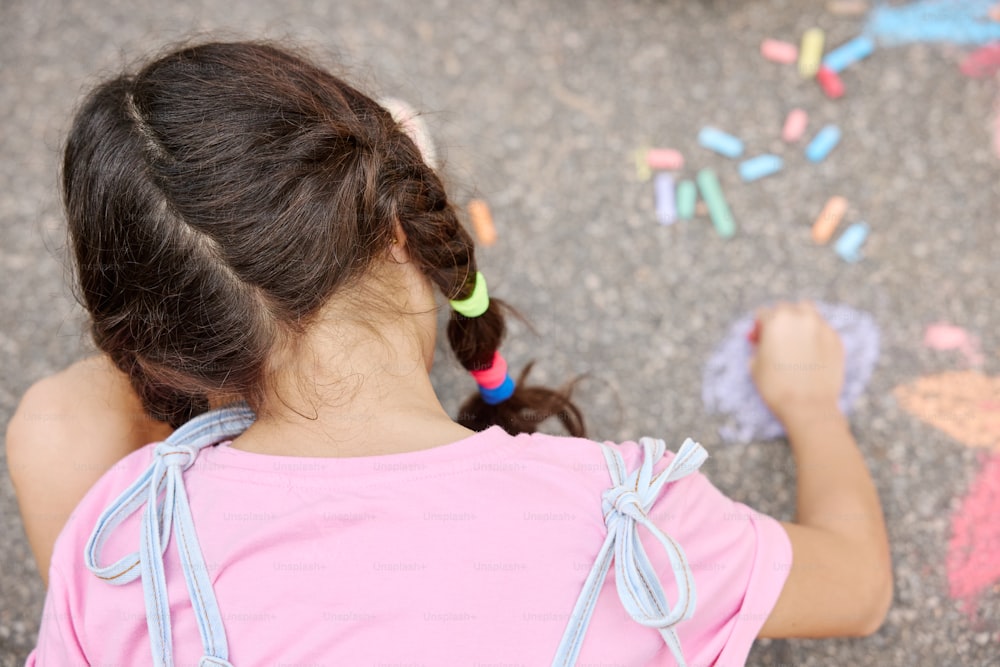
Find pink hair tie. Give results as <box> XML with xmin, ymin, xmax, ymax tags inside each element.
<box><xmin>470</xmin><ymin>352</ymin><xmax>508</xmax><ymax>389</ymax></box>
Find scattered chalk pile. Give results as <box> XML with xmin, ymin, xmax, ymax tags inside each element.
<box><xmin>640</xmin><ymin>1</ymin><xmax>875</xmax><ymax>263</ymax></box>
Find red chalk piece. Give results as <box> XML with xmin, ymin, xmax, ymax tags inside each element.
<box><xmin>747</xmin><ymin>320</ymin><xmax>761</xmax><ymax>345</ymax></box>
<box><xmin>816</xmin><ymin>66</ymin><xmax>845</xmax><ymax>99</ymax></box>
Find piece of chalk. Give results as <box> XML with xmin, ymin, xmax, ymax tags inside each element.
<box><xmin>799</xmin><ymin>28</ymin><xmax>825</xmax><ymax>78</ymax></box>
<box><xmin>817</xmin><ymin>66</ymin><xmax>845</xmax><ymax>99</ymax></box>
<box><xmin>806</xmin><ymin>124</ymin><xmax>842</xmax><ymax>162</ymax></box>
<box><xmin>747</xmin><ymin>320</ymin><xmax>761</xmax><ymax>345</ymax></box>
<box><xmin>823</xmin><ymin>35</ymin><xmax>875</xmax><ymax>73</ymax></box>
<box><xmin>826</xmin><ymin>0</ymin><xmax>869</xmax><ymax>16</ymax></box>
<box><xmin>738</xmin><ymin>154</ymin><xmax>784</xmax><ymax>182</ymax></box>
<box><xmin>467</xmin><ymin>198</ymin><xmax>497</xmax><ymax>247</ymax></box>
<box><xmin>812</xmin><ymin>196</ymin><xmax>849</xmax><ymax>244</ymax></box>
<box><xmin>760</xmin><ymin>39</ymin><xmax>798</xmax><ymax>64</ymax></box>
<box><xmin>654</xmin><ymin>172</ymin><xmax>677</xmax><ymax>226</ymax></box>
<box><xmin>834</xmin><ymin>222</ymin><xmax>869</xmax><ymax>262</ymax></box>
<box><xmin>634</xmin><ymin>148</ymin><xmax>651</xmax><ymax>182</ymax></box>
<box><xmin>646</xmin><ymin>148</ymin><xmax>684</xmax><ymax>171</ymax></box>
<box><xmin>698</xmin><ymin>127</ymin><xmax>745</xmax><ymax>159</ymax></box>
<box><xmin>782</xmin><ymin>108</ymin><xmax>809</xmax><ymax>143</ymax></box>
<box><xmin>697</xmin><ymin>168</ymin><xmax>736</xmax><ymax>239</ymax></box>
<box><xmin>676</xmin><ymin>179</ymin><xmax>697</xmax><ymax>221</ymax></box>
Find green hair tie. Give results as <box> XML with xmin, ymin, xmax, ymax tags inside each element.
<box><xmin>449</xmin><ymin>271</ymin><xmax>490</xmax><ymax>318</ymax></box>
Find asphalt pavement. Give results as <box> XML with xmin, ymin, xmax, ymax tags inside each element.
<box><xmin>1</xmin><ymin>0</ymin><xmax>998</xmax><ymax>664</ymax></box>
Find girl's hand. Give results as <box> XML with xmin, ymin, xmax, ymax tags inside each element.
<box><xmin>749</xmin><ymin>301</ymin><xmax>845</xmax><ymax>425</ymax></box>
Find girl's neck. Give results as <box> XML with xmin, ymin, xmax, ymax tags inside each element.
<box><xmin>227</xmin><ymin>301</ymin><xmax>475</xmax><ymax>459</ymax></box>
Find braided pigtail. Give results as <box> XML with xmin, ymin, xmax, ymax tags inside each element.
<box><xmin>378</xmin><ymin>115</ymin><xmax>584</xmax><ymax>436</ymax></box>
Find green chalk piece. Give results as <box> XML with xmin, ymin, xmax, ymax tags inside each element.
<box><xmin>676</xmin><ymin>179</ymin><xmax>697</xmax><ymax>221</ymax></box>
<box><xmin>696</xmin><ymin>168</ymin><xmax>736</xmax><ymax>238</ymax></box>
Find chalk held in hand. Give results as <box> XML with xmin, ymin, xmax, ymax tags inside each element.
<box><xmin>812</xmin><ymin>196</ymin><xmax>848</xmax><ymax>244</ymax></box>
<box><xmin>697</xmin><ymin>168</ymin><xmax>736</xmax><ymax>238</ymax></box>
<box><xmin>782</xmin><ymin>108</ymin><xmax>809</xmax><ymax>143</ymax></box>
<box><xmin>467</xmin><ymin>199</ymin><xmax>497</xmax><ymax>247</ymax></box>
<box><xmin>799</xmin><ymin>28</ymin><xmax>825</xmax><ymax>78</ymax></box>
<box><xmin>835</xmin><ymin>222</ymin><xmax>869</xmax><ymax>262</ymax></box>
<box><xmin>817</xmin><ymin>66</ymin><xmax>845</xmax><ymax>99</ymax></box>
<box><xmin>654</xmin><ymin>172</ymin><xmax>677</xmax><ymax>226</ymax></box>
<box><xmin>823</xmin><ymin>35</ymin><xmax>875</xmax><ymax>73</ymax></box>
<box><xmin>738</xmin><ymin>154</ymin><xmax>784</xmax><ymax>182</ymax></box>
<box><xmin>676</xmin><ymin>179</ymin><xmax>697</xmax><ymax>221</ymax></box>
<box><xmin>806</xmin><ymin>124</ymin><xmax>842</xmax><ymax>162</ymax></box>
<box><xmin>646</xmin><ymin>148</ymin><xmax>684</xmax><ymax>171</ymax></box>
<box><xmin>760</xmin><ymin>39</ymin><xmax>798</xmax><ymax>64</ymax></box>
<box><xmin>698</xmin><ymin>127</ymin><xmax>745</xmax><ymax>159</ymax></box>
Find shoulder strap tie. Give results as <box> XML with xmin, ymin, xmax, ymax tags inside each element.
<box><xmin>551</xmin><ymin>437</ymin><xmax>708</xmax><ymax>667</ymax></box>
<box><xmin>84</xmin><ymin>403</ymin><xmax>257</xmax><ymax>667</ymax></box>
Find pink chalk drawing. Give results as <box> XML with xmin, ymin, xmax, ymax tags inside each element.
<box><xmin>923</xmin><ymin>321</ymin><xmax>984</xmax><ymax>367</ymax></box>
<box><xmin>947</xmin><ymin>452</ymin><xmax>1000</xmax><ymax>623</ymax></box>
<box><xmin>895</xmin><ymin>364</ymin><xmax>1000</xmax><ymax>623</ymax></box>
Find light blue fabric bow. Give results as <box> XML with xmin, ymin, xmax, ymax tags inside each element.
<box><xmin>84</xmin><ymin>403</ymin><xmax>257</xmax><ymax>667</ymax></box>
<box><xmin>552</xmin><ymin>437</ymin><xmax>708</xmax><ymax>667</ymax></box>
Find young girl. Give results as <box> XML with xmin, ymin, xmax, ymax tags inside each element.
<box><xmin>7</xmin><ymin>41</ymin><xmax>891</xmax><ymax>666</ymax></box>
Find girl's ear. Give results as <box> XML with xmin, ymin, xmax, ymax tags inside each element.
<box><xmin>388</xmin><ymin>220</ymin><xmax>410</xmax><ymax>264</ymax></box>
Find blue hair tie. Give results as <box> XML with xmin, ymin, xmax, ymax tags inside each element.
<box><xmin>479</xmin><ymin>374</ymin><xmax>515</xmax><ymax>405</ymax></box>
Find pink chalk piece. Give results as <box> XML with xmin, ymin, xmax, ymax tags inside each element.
<box><xmin>645</xmin><ymin>148</ymin><xmax>684</xmax><ymax>171</ymax></box>
<box><xmin>960</xmin><ymin>44</ymin><xmax>1000</xmax><ymax>78</ymax></box>
<box><xmin>947</xmin><ymin>452</ymin><xmax>1000</xmax><ymax>622</ymax></box>
<box><xmin>816</xmin><ymin>66</ymin><xmax>845</xmax><ymax>99</ymax></box>
<box><xmin>924</xmin><ymin>322</ymin><xmax>984</xmax><ymax>367</ymax></box>
<box><xmin>782</xmin><ymin>108</ymin><xmax>809</xmax><ymax>143</ymax></box>
<box><xmin>760</xmin><ymin>39</ymin><xmax>799</xmax><ymax>64</ymax></box>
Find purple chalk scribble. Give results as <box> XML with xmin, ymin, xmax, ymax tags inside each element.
<box><xmin>701</xmin><ymin>303</ymin><xmax>880</xmax><ymax>444</ymax></box>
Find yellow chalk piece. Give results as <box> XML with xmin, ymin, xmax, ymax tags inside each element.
<box><xmin>799</xmin><ymin>28</ymin><xmax>825</xmax><ymax>78</ymax></box>
<box><xmin>633</xmin><ymin>148</ymin><xmax>651</xmax><ymax>182</ymax></box>
<box><xmin>468</xmin><ymin>199</ymin><xmax>497</xmax><ymax>247</ymax></box>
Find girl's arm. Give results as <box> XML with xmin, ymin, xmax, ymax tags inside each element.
<box><xmin>751</xmin><ymin>302</ymin><xmax>892</xmax><ymax>638</ymax></box>
<box><xmin>5</xmin><ymin>355</ymin><xmax>173</xmax><ymax>585</ymax></box>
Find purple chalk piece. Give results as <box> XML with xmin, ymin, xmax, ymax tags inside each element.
<box><xmin>701</xmin><ymin>302</ymin><xmax>880</xmax><ymax>444</ymax></box>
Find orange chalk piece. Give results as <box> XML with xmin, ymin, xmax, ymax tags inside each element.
<box><xmin>816</xmin><ymin>66</ymin><xmax>845</xmax><ymax>99</ymax></box>
<box><xmin>826</xmin><ymin>0</ymin><xmax>869</xmax><ymax>16</ymax></box>
<box><xmin>812</xmin><ymin>196</ymin><xmax>848</xmax><ymax>244</ymax></box>
<box><xmin>760</xmin><ymin>39</ymin><xmax>798</xmax><ymax>64</ymax></box>
<box><xmin>467</xmin><ymin>199</ymin><xmax>497</xmax><ymax>247</ymax></box>
<box><xmin>782</xmin><ymin>108</ymin><xmax>809</xmax><ymax>143</ymax></box>
<box><xmin>646</xmin><ymin>148</ymin><xmax>684</xmax><ymax>171</ymax></box>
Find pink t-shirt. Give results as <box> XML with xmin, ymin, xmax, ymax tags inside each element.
<box><xmin>29</xmin><ymin>427</ymin><xmax>791</xmax><ymax>666</ymax></box>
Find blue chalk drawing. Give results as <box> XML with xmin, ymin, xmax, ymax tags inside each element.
<box><xmin>866</xmin><ymin>0</ymin><xmax>1000</xmax><ymax>47</ymax></box>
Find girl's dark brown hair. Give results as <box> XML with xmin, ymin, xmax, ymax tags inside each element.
<box><xmin>63</xmin><ymin>40</ymin><xmax>584</xmax><ymax>436</ymax></box>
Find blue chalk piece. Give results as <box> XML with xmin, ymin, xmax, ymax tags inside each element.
<box><xmin>738</xmin><ymin>154</ymin><xmax>784</xmax><ymax>183</ymax></box>
<box><xmin>698</xmin><ymin>127</ymin><xmax>745</xmax><ymax>159</ymax></box>
<box><xmin>835</xmin><ymin>223</ymin><xmax>869</xmax><ymax>263</ymax></box>
<box><xmin>654</xmin><ymin>172</ymin><xmax>677</xmax><ymax>225</ymax></box>
<box><xmin>823</xmin><ymin>36</ymin><xmax>875</xmax><ymax>73</ymax></box>
<box><xmin>806</xmin><ymin>125</ymin><xmax>842</xmax><ymax>163</ymax></box>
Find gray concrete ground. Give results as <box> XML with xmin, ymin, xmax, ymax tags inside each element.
<box><xmin>2</xmin><ymin>0</ymin><xmax>998</xmax><ymax>664</ymax></box>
